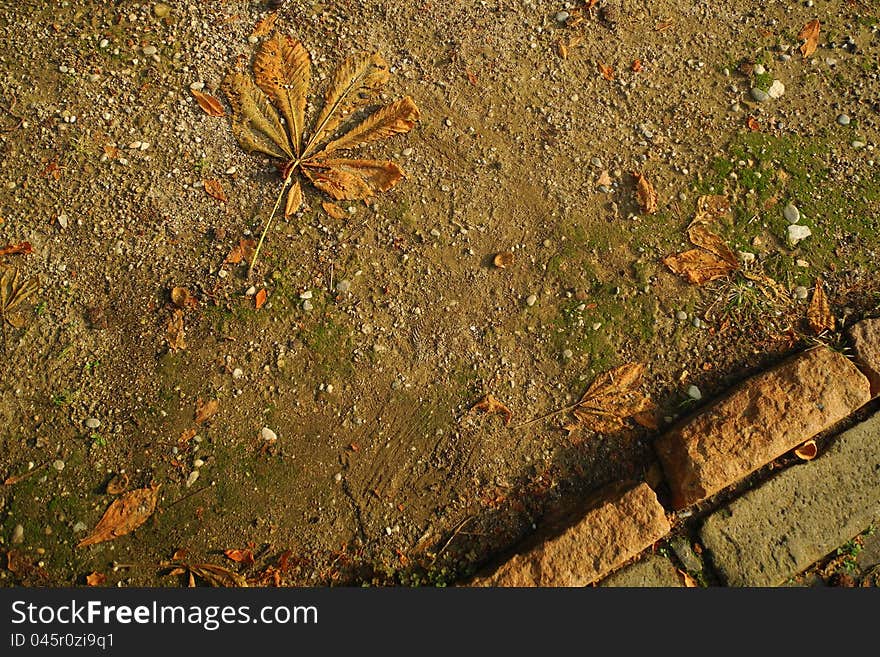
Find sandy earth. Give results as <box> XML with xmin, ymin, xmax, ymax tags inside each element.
<box><xmin>0</xmin><ymin>0</ymin><xmax>878</xmax><ymax>586</ymax></box>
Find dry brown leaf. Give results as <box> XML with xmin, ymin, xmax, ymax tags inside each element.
<box><xmin>165</xmin><ymin>309</ymin><xmax>186</xmax><ymax>351</ymax></box>
<box><xmin>687</xmin><ymin>224</ymin><xmax>739</xmax><ymax>268</ymax></box>
<box><xmin>493</xmin><ymin>252</ymin><xmax>514</xmax><ymax>269</ymax></box>
<box><xmin>284</xmin><ymin>179</ymin><xmax>303</xmax><ymax>217</ymax></box>
<box><xmin>171</xmin><ymin>286</ymin><xmax>197</xmax><ymax>309</ymax></box>
<box><xmin>255</xmin><ymin>288</ymin><xmax>268</xmax><ymax>309</ymax></box>
<box><xmin>77</xmin><ymin>484</ymin><xmax>160</xmax><ymax>548</ymax></box>
<box><xmin>799</xmin><ymin>19</ymin><xmax>820</xmax><ymax>58</ymax></box>
<box><xmin>223</xmin><ymin>239</ymin><xmax>256</xmax><ymax>266</ymax></box>
<box><xmin>596</xmin><ymin>170</ymin><xmax>612</xmax><ymax>187</ymax></box>
<box><xmin>556</xmin><ymin>39</ymin><xmax>569</xmax><ymax>59</ymax></box>
<box><xmin>0</xmin><ymin>241</ymin><xmax>33</xmax><ymax>257</ymax></box>
<box><xmin>678</xmin><ymin>570</ymin><xmax>699</xmax><ymax>587</ymax></box>
<box><xmin>0</xmin><ymin>266</ymin><xmax>38</xmax><ymax>328</ymax></box>
<box><xmin>191</xmin><ymin>89</ymin><xmax>226</xmax><ymax>117</ymax></box>
<box><xmin>251</xmin><ymin>11</ymin><xmax>278</xmax><ymax>37</ymax></box>
<box><xmin>747</xmin><ymin>116</ymin><xmax>760</xmax><ymax>132</ymax></box>
<box><xmin>105</xmin><ymin>473</ymin><xmax>129</xmax><ymax>495</ymax></box>
<box><xmin>598</xmin><ymin>62</ymin><xmax>615</xmax><ymax>81</ymax></box>
<box><xmin>195</xmin><ymin>398</ymin><xmax>220</xmax><ymax>424</ymax></box>
<box><xmin>204</xmin><ymin>179</ymin><xmax>228</xmax><ymax>203</ymax></box>
<box><xmin>570</xmin><ymin>362</ymin><xmax>655</xmax><ymax>435</ymax></box>
<box><xmin>224</xmin><ymin>549</ymin><xmax>255</xmax><ymax>565</ymax></box>
<box><xmin>807</xmin><ymin>277</ymin><xmax>835</xmax><ymax>335</ymax></box>
<box><xmin>185</xmin><ymin>563</ymin><xmax>249</xmax><ymax>587</ymax></box>
<box><xmin>693</xmin><ymin>194</ymin><xmax>732</xmax><ymax>225</ymax></box>
<box><xmin>103</xmin><ymin>144</ymin><xmax>120</xmax><ymax>160</ymax></box>
<box><xmin>634</xmin><ymin>171</ymin><xmax>658</xmax><ymax>214</ymax></box>
<box><xmin>223</xmin><ymin>71</ymin><xmax>293</xmax><ymax>159</ymax></box>
<box><xmin>321</xmin><ymin>201</ymin><xmax>347</xmax><ymax>219</ymax></box>
<box><xmin>86</xmin><ymin>571</ymin><xmax>107</xmax><ymax>586</ymax></box>
<box><xmin>631</xmin><ymin>59</ymin><xmax>643</xmax><ymax>72</ymax></box>
<box><xmin>471</xmin><ymin>394</ymin><xmax>513</xmax><ymax>426</ymax></box>
<box><xmin>179</xmin><ymin>428</ymin><xmax>197</xmax><ymax>444</ymax></box>
<box><xmin>794</xmin><ymin>439</ymin><xmax>818</xmax><ymax>461</ymax></box>
<box><xmin>317</xmin><ymin>96</ymin><xmax>419</xmax><ymax>157</ymax></box>
<box><xmin>663</xmin><ymin>249</ymin><xmax>737</xmax><ymax>285</ymax></box>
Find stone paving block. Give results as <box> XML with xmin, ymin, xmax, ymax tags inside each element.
<box><xmin>598</xmin><ymin>554</ymin><xmax>684</xmax><ymax>587</ymax></box>
<box><xmin>471</xmin><ymin>482</ymin><xmax>670</xmax><ymax>587</ymax></box>
<box><xmin>850</xmin><ymin>318</ymin><xmax>880</xmax><ymax>397</ymax></box>
<box><xmin>700</xmin><ymin>411</ymin><xmax>880</xmax><ymax>586</ymax></box>
<box><xmin>655</xmin><ymin>346</ymin><xmax>871</xmax><ymax>509</ymax></box>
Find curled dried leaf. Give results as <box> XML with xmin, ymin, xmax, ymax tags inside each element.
<box><xmin>77</xmin><ymin>484</ymin><xmax>160</xmax><ymax>548</ymax></box>
<box><xmin>195</xmin><ymin>398</ymin><xmax>220</xmax><ymax>424</ymax></box>
<box><xmin>1</xmin><ymin>266</ymin><xmax>39</xmax><ymax>326</ymax></box>
<box><xmin>794</xmin><ymin>439</ymin><xmax>818</xmax><ymax>461</ymax></box>
<box><xmin>301</xmin><ymin>159</ymin><xmax>404</xmax><ymax>201</ymax></box>
<box><xmin>571</xmin><ymin>362</ymin><xmax>655</xmax><ymax>435</ymax></box>
<box><xmin>0</xmin><ymin>241</ymin><xmax>33</xmax><ymax>257</ymax></box>
<box><xmin>191</xmin><ymin>89</ymin><xmax>226</xmax><ymax>117</ymax></box>
<box><xmin>634</xmin><ymin>171</ymin><xmax>658</xmax><ymax>214</ymax></box>
<box><xmin>255</xmin><ymin>288</ymin><xmax>268</xmax><ymax>309</ymax></box>
<box><xmin>598</xmin><ymin>62</ymin><xmax>615</xmax><ymax>81</ymax></box>
<box><xmin>223</xmin><ymin>239</ymin><xmax>256</xmax><ymax>266</ymax></box>
<box><xmin>204</xmin><ymin>179</ymin><xmax>228</xmax><ymax>203</ymax></box>
<box><xmin>493</xmin><ymin>252</ymin><xmax>514</xmax><ymax>269</ymax></box>
<box><xmin>807</xmin><ymin>277</ymin><xmax>835</xmax><ymax>335</ymax></box>
<box><xmin>799</xmin><ymin>19</ymin><xmax>820</xmax><ymax>58</ymax></box>
<box><xmin>224</xmin><ymin>549</ymin><xmax>255</xmax><ymax>565</ymax></box>
<box><xmin>471</xmin><ymin>394</ymin><xmax>513</xmax><ymax>426</ymax></box>
<box><xmin>171</xmin><ymin>286</ymin><xmax>197</xmax><ymax>309</ymax></box>
<box><xmin>165</xmin><ymin>308</ymin><xmax>186</xmax><ymax>352</ymax></box>
<box><xmin>105</xmin><ymin>473</ymin><xmax>129</xmax><ymax>495</ymax></box>
<box><xmin>86</xmin><ymin>571</ymin><xmax>107</xmax><ymax>586</ymax></box>
<box><xmin>663</xmin><ymin>249</ymin><xmax>737</xmax><ymax>285</ymax></box>
<box><xmin>747</xmin><ymin>116</ymin><xmax>760</xmax><ymax>132</ymax></box>
<box><xmin>284</xmin><ymin>179</ymin><xmax>303</xmax><ymax>217</ymax></box>
<box><xmin>185</xmin><ymin>563</ymin><xmax>249</xmax><ymax>587</ymax></box>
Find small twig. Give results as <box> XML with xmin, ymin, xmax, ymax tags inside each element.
<box><xmin>162</xmin><ymin>484</ymin><xmax>210</xmax><ymax>511</ymax></box>
<box><xmin>437</xmin><ymin>516</ymin><xmax>475</xmax><ymax>557</ymax></box>
<box><xmin>4</xmin><ymin>459</ymin><xmax>50</xmax><ymax>485</ymax></box>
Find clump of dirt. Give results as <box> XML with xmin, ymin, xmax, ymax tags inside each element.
<box><xmin>1</xmin><ymin>1</ymin><xmax>878</xmax><ymax>587</ymax></box>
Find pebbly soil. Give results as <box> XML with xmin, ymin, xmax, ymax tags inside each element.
<box><xmin>1</xmin><ymin>0</ymin><xmax>879</xmax><ymax>587</ymax></box>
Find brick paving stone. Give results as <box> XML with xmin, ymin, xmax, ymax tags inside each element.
<box><xmin>655</xmin><ymin>346</ymin><xmax>871</xmax><ymax>509</ymax></box>
<box><xmin>470</xmin><ymin>482</ymin><xmax>670</xmax><ymax>587</ymax></box>
<box><xmin>699</xmin><ymin>411</ymin><xmax>880</xmax><ymax>586</ymax></box>
<box><xmin>850</xmin><ymin>318</ymin><xmax>880</xmax><ymax>397</ymax></box>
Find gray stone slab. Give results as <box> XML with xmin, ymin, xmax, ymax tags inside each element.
<box><xmin>599</xmin><ymin>554</ymin><xmax>684</xmax><ymax>587</ymax></box>
<box><xmin>700</xmin><ymin>411</ymin><xmax>880</xmax><ymax>586</ymax></box>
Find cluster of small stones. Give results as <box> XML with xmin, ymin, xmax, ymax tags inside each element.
<box><xmin>470</xmin><ymin>318</ymin><xmax>880</xmax><ymax>586</ymax></box>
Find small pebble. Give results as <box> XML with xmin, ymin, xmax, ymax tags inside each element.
<box><xmin>142</xmin><ymin>45</ymin><xmax>158</xmax><ymax>56</ymax></box>
<box><xmin>562</xmin><ymin>349</ymin><xmax>573</xmax><ymax>360</ymax></box>
<box><xmin>261</xmin><ymin>427</ymin><xmax>278</xmax><ymax>442</ymax></box>
<box><xmin>299</xmin><ymin>290</ymin><xmax>313</xmax><ymax>299</ymax></box>
<box><xmin>836</xmin><ymin>114</ymin><xmax>851</xmax><ymax>126</ymax></box>
<box><xmin>336</xmin><ymin>279</ymin><xmax>351</xmax><ymax>293</ymax></box>
<box><xmin>245</xmin><ymin>286</ymin><xmax>256</xmax><ymax>296</ymax></box>
<box><xmin>12</xmin><ymin>524</ymin><xmax>24</xmax><ymax>544</ymax></box>
<box><xmin>852</xmin><ymin>140</ymin><xmax>866</xmax><ymax>149</ymax></box>
<box><xmin>794</xmin><ymin>286</ymin><xmax>809</xmax><ymax>300</ymax></box>
<box><xmin>555</xmin><ymin>10</ymin><xmax>569</xmax><ymax>23</ymax></box>
<box><xmin>402</xmin><ymin>147</ymin><xmax>413</xmax><ymax>156</ymax></box>
<box><xmin>750</xmin><ymin>88</ymin><xmax>770</xmax><ymax>103</ymax></box>
<box><xmin>185</xmin><ymin>471</ymin><xmax>199</xmax><ymax>488</ymax></box>
<box><xmin>430</xmin><ymin>228</ymin><xmax>441</xmax><ymax>238</ymax></box>
<box><xmin>57</xmin><ymin>213</ymin><xmax>69</xmax><ymax>229</ymax></box>
<box><xmin>767</xmin><ymin>80</ymin><xmax>785</xmax><ymax>99</ymax></box>
<box><xmin>303</xmin><ymin>300</ymin><xmax>313</xmax><ymax>311</ymax></box>
<box><xmin>99</xmin><ymin>38</ymin><xmax>109</xmax><ymax>49</ymax></box>
<box><xmin>753</xmin><ymin>64</ymin><xmax>766</xmax><ymax>75</ymax></box>
<box><xmin>153</xmin><ymin>3</ymin><xmax>171</xmax><ymax>18</ymax></box>
<box><xmin>783</xmin><ymin>202</ymin><xmax>800</xmax><ymax>224</ymax></box>
<box><xmin>692</xmin><ymin>317</ymin><xmax>703</xmax><ymax>329</ymax></box>
<box><xmin>232</xmin><ymin>367</ymin><xmax>244</xmax><ymax>379</ymax></box>
<box><xmin>788</xmin><ymin>224</ymin><xmax>812</xmax><ymax>245</ymax></box>
<box><xmin>686</xmin><ymin>385</ymin><xmax>702</xmax><ymax>401</ymax></box>
<box><xmin>675</xmin><ymin>310</ymin><xmax>688</xmax><ymax>321</ymax></box>
<box><xmin>53</xmin><ymin>460</ymin><xmax>65</xmax><ymax>472</ymax></box>
<box><xmin>85</xmin><ymin>417</ymin><xmax>101</xmax><ymax>429</ymax></box>
<box><xmin>72</xmin><ymin>521</ymin><xmax>87</xmax><ymax>533</ymax></box>
<box><xmin>525</xmin><ymin>294</ymin><xmax>537</xmax><ymax>307</ymax></box>
<box><xmin>248</xmin><ymin>35</ymin><xmax>259</xmax><ymax>44</ymax></box>
<box><xmin>193</xmin><ymin>458</ymin><xmax>205</xmax><ymax>468</ymax></box>
<box><xmin>334</xmin><ymin>473</ymin><xmax>343</xmax><ymax>483</ymax></box>
<box><xmin>190</xmin><ymin>81</ymin><xmax>205</xmax><ymax>91</ymax></box>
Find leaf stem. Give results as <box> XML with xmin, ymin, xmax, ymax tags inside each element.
<box><xmin>510</xmin><ymin>402</ymin><xmax>579</xmax><ymax>430</ymax></box>
<box><xmin>249</xmin><ymin>168</ymin><xmax>296</xmax><ymax>279</ymax></box>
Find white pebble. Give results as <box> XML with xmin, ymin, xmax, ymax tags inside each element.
<box><xmin>261</xmin><ymin>427</ymin><xmax>278</xmax><ymax>442</ymax></box>
<box><xmin>525</xmin><ymin>294</ymin><xmax>537</xmax><ymax>307</ymax></box>
<box><xmin>185</xmin><ymin>471</ymin><xmax>199</xmax><ymax>488</ymax></box>
<box><xmin>85</xmin><ymin>418</ymin><xmax>101</xmax><ymax>429</ymax></box>
<box><xmin>686</xmin><ymin>385</ymin><xmax>702</xmax><ymax>401</ymax></box>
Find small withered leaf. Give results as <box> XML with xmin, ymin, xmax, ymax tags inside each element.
<box><xmin>598</xmin><ymin>62</ymin><xmax>615</xmax><ymax>81</ymax></box>
<box><xmin>86</xmin><ymin>572</ymin><xmax>107</xmax><ymax>586</ymax></box>
<box><xmin>105</xmin><ymin>472</ymin><xmax>129</xmax><ymax>495</ymax></box>
<box><xmin>223</xmin><ymin>239</ymin><xmax>256</xmax><ymax>266</ymax></box>
<box><xmin>194</xmin><ymin>398</ymin><xmax>220</xmax><ymax>424</ymax></box>
<box><xmin>471</xmin><ymin>394</ymin><xmax>513</xmax><ymax>426</ymax></box>
<box><xmin>171</xmin><ymin>286</ymin><xmax>197</xmax><ymax>309</ymax></box>
<box><xmin>570</xmin><ymin>363</ymin><xmax>655</xmax><ymax>435</ymax></box>
<box><xmin>77</xmin><ymin>484</ymin><xmax>160</xmax><ymax>548</ymax></box>
<box><xmin>794</xmin><ymin>439</ymin><xmax>818</xmax><ymax>461</ymax></box>
<box><xmin>799</xmin><ymin>20</ymin><xmax>820</xmax><ymax>58</ymax></box>
<box><xmin>321</xmin><ymin>201</ymin><xmax>347</xmax><ymax>219</ymax></box>
<box><xmin>251</xmin><ymin>11</ymin><xmax>278</xmax><ymax>38</ymax></box>
<box><xmin>185</xmin><ymin>563</ymin><xmax>249</xmax><ymax>587</ymax></box>
<box><xmin>224</xmin><ymin>549</ymin><xmax>255</xmax><ymax>565</ymax></box>
<box><xmin>191</xmin><ymin>89</ymin><xmax>225</xmax><ymax>117</ymax></box>
<box><xmin>807</xmin><ymin>277</ymin><xmax>835</xmax><ymax>335</ymax></box>
<box><xmin>255</xmin><ymin>288</ymin><xmax>268</xmax><ymax>309</ymax></box>
<box><xmin>493</xmin><ymin>252</ymin><xmax>514</xmax><ymax>269</ymax></box>
<box><xmin>687</xmin><ymin>224</ymin><xmax>739</xmax><ymax>268</ymax></box>
<box><xmin>0</xmin><ymin>241</ymin><xmax>33</xmax><ymax>257</ymax></box>
<box><xmin>165</xmin><ymin>308</ymin><xmax>186</xmax><ymax>352</ymax></box>
<box><xmin>203</xmin><ymin>179</ymin><xmax>228</xmax><ymax>203</ymax></box>
<box><xmin>663</xmin><ymin>249</ymin><xmax>737</xmax><ymax>285</ymax></box>
<box><xmin>1</xmin><ymin>266</ymin><xmax>39</xmax><ymax>322</ymax></box>
<box><xmin>634</xmin><ymin>171</ymin><xmax>658</xmax><ymax>214</ymax></box>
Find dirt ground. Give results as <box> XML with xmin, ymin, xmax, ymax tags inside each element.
<box><xmin>1</xmin><ymin>0</ymin><xmax>878</xmax><ymax>587</ymax></box>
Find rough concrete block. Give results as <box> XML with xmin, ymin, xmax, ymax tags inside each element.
<box><xmin>700</xmin><ymin>412</ymin><xmax>880</xmax><ymax>586</ymax></box>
